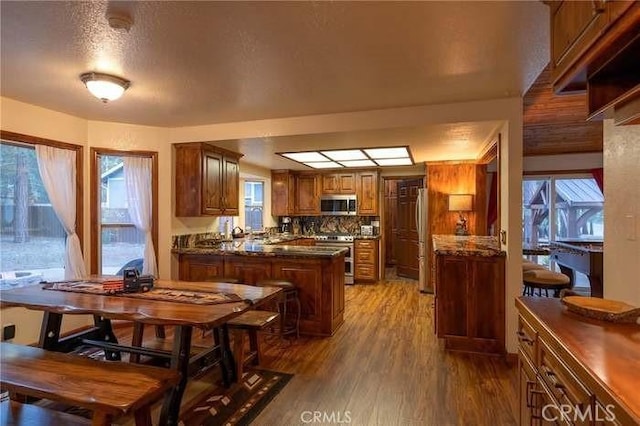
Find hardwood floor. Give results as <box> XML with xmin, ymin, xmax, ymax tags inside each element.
<box><xmin>116</xmin><ymin>279</ymin><xmax>518</xmax><ymax>425</ymax></box>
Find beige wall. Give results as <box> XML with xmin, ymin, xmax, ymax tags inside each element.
<box><xmin>603</xmin><ymin>120</ymin><xmax>640</xmax><ymax>306</ymax></box>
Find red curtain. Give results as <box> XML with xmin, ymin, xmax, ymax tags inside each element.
<box><xmin>487</xmin><ymin>172</ymin><xmax>498</xmax><ymax>231</ymax></box>
<box><xmin>591</xmin><ymin>168</ymin><xmax>604</xmax><ymax>194</ymax></box>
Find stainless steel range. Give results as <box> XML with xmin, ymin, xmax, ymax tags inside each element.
<box><xmin>314</xmin><ymin>234</ymin><xmax>354</xmax><ymax>284</ymax></box>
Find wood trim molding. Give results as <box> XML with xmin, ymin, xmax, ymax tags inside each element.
<box><xmin>0</xmin><ymin>131</ymin><xmax>84</xmax><ymax>254</ymax></box>
<box><xmin>476</xmin><ymin>134</ymin><xmax>500</xmax><ymax>165</ymax></box>
<box><xmin>523</xmin><ymin>168</ymin><xmax>594</xmax><ymax>176</ymax></box>
<box><xmin>90</xmin><ymin>147</ymin><xmax>159</xmax><ymax>275</ymax></box>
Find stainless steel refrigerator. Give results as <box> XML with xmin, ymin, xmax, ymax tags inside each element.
<box><xmin>416</xmin><ymin>188</ymin><xmax>432</xmax><ymax>293</ymax></box>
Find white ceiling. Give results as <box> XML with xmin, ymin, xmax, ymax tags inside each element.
<box><xmin>0</xmin><ymin>1</ymin><xmax>549</xmax><ymax>167</ymax></box>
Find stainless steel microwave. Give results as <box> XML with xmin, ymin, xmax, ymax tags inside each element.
<box><xmin>320</xmin><ymin>195</ymin><xmax>357</xmax><ymax>216</ymax></box>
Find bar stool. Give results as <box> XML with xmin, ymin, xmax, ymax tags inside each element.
<box><xmin>523</xmin><ymin>269</ymin><xmax>571</xmax><ymax>297</ymax></box>
<box><xmin>522</xmin><ymin>261</ymin><xmax>547</xmax><ymax>295</ymax></box>
<box><xmin>255</xmin><ymin>279</ymin><xmax>301</xmax><ymax>339</ymax></box>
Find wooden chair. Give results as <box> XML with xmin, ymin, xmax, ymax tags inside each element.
<box><xmin>227</xmin><ymin>310</ymin><xmax>279</xmax><ymax>379</ymax></box>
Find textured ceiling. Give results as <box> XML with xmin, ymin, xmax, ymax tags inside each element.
<box><xmin>0</xmin><ymin>1</ymin><xmax>549</xmax><ymax>165</ymax></box>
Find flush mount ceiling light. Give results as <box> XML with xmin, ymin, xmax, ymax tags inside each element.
<box><xmin>80</xmin><ymin>72</ymin><xmax>131</xmax><ymax>102</ymax></box>
<box><xmin>278</xmin><ymin>146</ymin><xmax>414</xmax><ymax>169</ymax></box>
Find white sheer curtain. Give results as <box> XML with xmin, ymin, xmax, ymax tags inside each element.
<box><xmin>35</xmin><ymin>145</ymin><xmax>87</xmax><ymax>279</ymax></box>
<box><xmin>123</xmin><ymin>157</ymin><xmax>158</xmax><ymax>277</ymax></box>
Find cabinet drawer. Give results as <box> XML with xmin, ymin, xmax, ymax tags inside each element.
<box><xmin>356</xmin><ymin>240</ymin><xmax>376</xmax><ymax>250</ymax></box>
<box><xmin>355</xmin><ymin>249</ymin><xmax>375</xmax><ymax>264</ymax></box>
<box><xmin>517</xmin><ymin>315</ymin><xmax>538</xmax><ymax>365</ymax></box>
<box><xmin>538</xmin><ymin>337</ymin><xmax>593</xmax><ymax>418</ymax></box>
<box><xmin>355</xmin><ymin>264</ymin><xmax>376</xmax><ymax>280</ymax></box>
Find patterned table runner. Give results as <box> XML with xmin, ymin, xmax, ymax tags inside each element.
<box><xmin>42</xmin><ymin>281</ymin><xmax>243</xmax><ymax>305</ymax></box>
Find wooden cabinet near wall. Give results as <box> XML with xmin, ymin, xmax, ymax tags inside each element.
<box><xmin>354</xmin><ymin>239</ymin><xmax>378</xmax><ymax>282</ymax></box>
<box><xmin>294</xmin><ymin>173</ymin><xmax>321</xmax><ymax>215</ymax></box>
<box><xmin>175</xmin><ymin>142</ymin><xmax>243</xmax><ymax>217</ymax></box>
<box><xmin>548</xmin><ymin>0</ymin><xmax>640</xmax><ymax>124</ymax></box>
<box><xmin>322</xmin><ymin>173</ymin><xmax>356</xmax><ymax>194</ymax></box>
<box><xmin>271</xmin><ymin>170</ymin><xmax>295</xmax><ymax>216</ymax></box>
<box><xmin>517</xmin><ymin>298</ymin><xmax>640</xmax><ymax>425</ymax></box>
<box><xmin>177</xmin><ymin>255</ymin><xmax>224</xmax><ymax>282</ymax></box>
<box><xmin>356</xmin><ymin>170</ymin><xmax>379</xmax><ymax>215</ymax></box>
<box><xmin>435</xmin><ymin>251</ymin><xmax>505</xmax><ymax>354</ymax></box>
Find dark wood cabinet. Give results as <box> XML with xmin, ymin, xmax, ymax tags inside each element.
<box><xmin>356</xmin><ymin>171</ymin><xmax>379</xmax><ymax>215</ymax></box>
<box><xmin>517</xmin><ymin>298</ymin><xmax>640</xmax><ymax>425</ymax></box>
<box><xmin>176</xmin><ymin>253</ymin><xmax>345</xmax><ymax>336</ymax></box>
<box><xmin>548</xmin><ymin>0</ymin><xmax>640</xmax><ymax>124</ymax></box>
<box><xmin>271</xmin><ymin>170</ymin><xmax>295</xmax><ymax>216</ymax></box>
<box><xmin>174</xmin><ymin>142</ymin><xmax>243</xmax><ymax>217</ymax></box>
<box><xmin>321</xmin><ymin>173</ymin><xmax>356</xmax><ymax>195</ymax></box>
<box><xmin>177</xmin><ymin>254</ymin><xmax>224</xmax><ymax>282</ymax></box>
<box><xmin>354</xmin><ymin>239</ymin><xmax>378</xmax><ymax>282</ymax></box>
<box><xmin>435</xmin><ymin>253</ymin><xmax>505</xmax><ymax>354</ymax></box>
<box><xmin>294</xmin><ymin>173</ymin><xmax>320</xmax><ymax>215</ymax></box>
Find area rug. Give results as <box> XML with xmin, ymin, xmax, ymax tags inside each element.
<box><xmin>179</xmin><ymin>369</ymin><xmax>293</xmax><ymax>426</ymax></box>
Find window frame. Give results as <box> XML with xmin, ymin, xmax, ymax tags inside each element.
<box><xmin>0</xmin><ymin>130</ymin><xmax>84</xmax><ymax>253</ymax></box>
<box><xmin>90</xmin><ymin>147</ymin><xmax>158</xmax><ymax>275</ymax></box>
<box><xmin>243</xmin><ymin>179</ymin><xmax>265</xmax><ymax>231</ymax></box>
<box><xmin>523</xmin><ymin>172</ymin><xmax>603</xmax><ymax>244</ymax></box>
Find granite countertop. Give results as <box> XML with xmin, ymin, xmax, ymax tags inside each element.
<box><xmin>354</xmin><ymin>235</ymin><xmax>381</xmax><ymax>240</ymax></box>
<box><xmin>253</xmin><ymin>234</ymin><xmax>314</xmax><ymax>245</ymax></box>
<box><xmin>432</xmin><ymin>235</ymin><xmax>505</xmax><ymax>257</ymax></box>
<box><xmin>173</xmin><ymin>240</ymin><xmax>347</xmax><ymax>258</ymax></box>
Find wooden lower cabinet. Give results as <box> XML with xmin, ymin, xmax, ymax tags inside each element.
<box><xmin>516</xmin><ymin>298</ymin><xmax>640</xmax><ymax>425</ymax></box>
<box><xmin>177</xmin><ymin>255</ymin><xmax>224</xmax><ymax>281</ymax></box>
<box><xmin>354</xmin><ymin>239</ymin><xmax>378</xmax><ymax>282</ymax></box>
<box><xmin>435</xmin><ymin>253</ymin><xmax>505</xmax><ymax>354</ymax></box>
<box><xmin>176</xmin><ymin>253</ymin><xmax>345</xmax><ymax>336</ymax></box>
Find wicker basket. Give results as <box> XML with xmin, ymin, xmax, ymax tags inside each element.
<box><xmin>561</xmin><ymin>296</ymin><xmax>640</xmax><ymax>323</ymax></box>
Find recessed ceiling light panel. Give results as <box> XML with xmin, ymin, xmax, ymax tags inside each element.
<box><xmin>339</xmin><ymin>160</ymin><xmax>376</xmax><ymax>167</ymax></box>
<box><xmin>282</xmin><ymin>152</ymin><xmax>327</xmax><ymax>162</ymax></box>
<box><xmin>321</xmin><ymin>150</ymin><xmax>367</xmax><ymax>161</ymax></box>
<box><xmin>303</xmin><ymin>161</ymin><xmax>342</xmax><ymax>169</ymax></box>
<box><xmin>364</xmin><ymin>147</ymin><xmax>409</xmax><ymax>159</ymax></box>
<box><xmin>374</xmin><ymin>158</ymin><xmax>413</xmax><ymax>166</ymax></box>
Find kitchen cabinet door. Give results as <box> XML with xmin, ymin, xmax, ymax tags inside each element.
<box><xmin>295</xmin><ymin>173</ymin><xmax>320</xmax><ymax>215</ymax></box>
<box><xmin>222</xmin><ymin>155</ymin><xmax>240</xmax><ymax>215</ymax></box>
<box><xmin>202</xmin><ymin>150</ymin><xmax>224</xmax><ymax>215</ymax></box>
<box><xmin>357</xmin><ymin>171</ymin><xmax>379</xmax><ymax>215</ymax></box>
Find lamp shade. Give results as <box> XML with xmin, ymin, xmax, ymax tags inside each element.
<box><xmin>80</xmin><ymin>72</ymin><xmax>130</xmax><ymax>102</ymax></box>
<box><xmin>448</xmin><ymin>194</ymin><xmax>473</xmax><ymax>212</ymax></box>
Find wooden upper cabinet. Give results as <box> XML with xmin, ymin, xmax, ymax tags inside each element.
<box><xmin>322</xmin><ymin>173</ymin><xmax>356</xmax><ymax>195</ymax></box>
<box><xmin>295</xmin><ymin>173</ymin><xmax>320</xmax><ymax>215</ymax></box>
<box><xmin>548</xmin><ymin>0</ymin><xmax>640</xmax><ymax>124</ymax></box>
<box><xmin>271</xmin><ymin>170</ymin><xmax>295</xmax><ymax>216</ymax></box>
<box><xmin>174</xmin><ymin>142</ymin><xmax>243</xmax><ymax>217</ymax></box>
<box><xmin>356</xmin><ymin>171</ymin><xmax>379</xmax><ymax>215</ymax></box>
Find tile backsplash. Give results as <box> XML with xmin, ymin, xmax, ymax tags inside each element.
<box><xmin>290</xmin><ymin>216</ymin><xmax>378</xmax><ymax>235</ymax></box>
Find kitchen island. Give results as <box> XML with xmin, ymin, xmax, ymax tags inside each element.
<box><xmin>173</xmin><ymin>239</ymin><xmax>347</xmax><ymax>336</ymax></box>
<box><xmin>432</xmin><ymin>235</ymin><xmax>506</xmax><ymax>354</ymax></box>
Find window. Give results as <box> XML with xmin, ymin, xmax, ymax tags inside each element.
<box><xmin>244</xmin><ymin>181</ymin><xmax>264</xmax><ymax>231</ymax></box>
<box><xmin>523</xmin><ymin>175</ymin><xmax>604</xmax><ymax>245</ymax></box>
<box><xmin>0</xmin><ymin>132</ymin><xmax>83</xmax><ymax>288</ymax></box>
<box><xmin>91</xmin><ymin>149</ymin><xmax>158</xmax><ymax>275</ymax></box>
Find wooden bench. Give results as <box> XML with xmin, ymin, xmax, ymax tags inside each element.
<box><xmin>0</xmin><ymin>399</ymin><xmax>91</xmax><ymax>426</ymax></box>
<box><xmin>0</xmin><ymin>342</ymin><xmax>180</xmax><ymax>426</ymax></box>
<box><xmin>227</xmin><ymin>310</ymin><xmax>279</xmax><ymax>379</ymax></box>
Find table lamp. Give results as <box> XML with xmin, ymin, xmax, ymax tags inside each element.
<box><xmin>448</xmin><ymin>194</ymin><xmax>473</xmax><ymax>236</ymax></box>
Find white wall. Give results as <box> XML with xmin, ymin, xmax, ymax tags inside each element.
<box><xmin>603</xmin><ymin>120</ymin><xmax>640</xmax><ymax>305</ymax></box>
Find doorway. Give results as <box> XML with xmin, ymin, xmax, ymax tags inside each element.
<box><xmin>384</xmin><ymin>177</ymin><xmax>424</xmax><ymax>280</ymax></box>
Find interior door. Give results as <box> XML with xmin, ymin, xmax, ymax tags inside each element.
<box><xmin>396</xmin><ymin>178</ymin><xmax>422</xmax><ymax>279</ymax></box>
<box><xmin>384</xmin><ymin>180</ymin><xmax>398</xmax><ymax>266</ymax></box>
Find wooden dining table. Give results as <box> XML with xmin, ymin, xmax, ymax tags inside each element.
<box><xmin>0</xmin><ymin>279</ymin><xmax>281</xmax><ymax>426</ymax></box>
